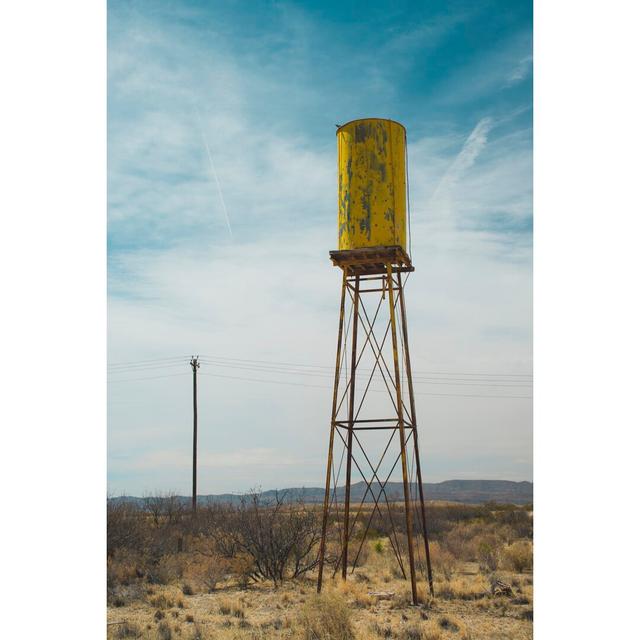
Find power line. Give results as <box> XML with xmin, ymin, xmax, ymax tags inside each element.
<box><xmin>108</xmin><ymin>356</ymin><xmax>189</xmax><ymax>368</ymax></box>
<box><xmin>198</xmin><ymin>371</ymin><xmax>531</xmax><ymax>399</ymax></box>
<box><xmin>107</xmin><ymin>353</ymin><xmax>531</xmax><ymax>379</ymax></box>
<box><xmin>108</xmin><ymin>362</ymin><xmax>189</xmax><ymax>373</ymax></box>
<box><xmin>108</xmin><ymin>357</ymin><xmax>532</xmax><ymax>388</ymax></box>
<box><xmin>197</xmin><ymin>358</ymin><xmax>532</xmax><ymax>387</ymax></box>
<box><xmin>198</xmin><ymin>358</ymin><xmax>532</xmax><ymax>382</ymax></box>
<box><xmin>108</xmin><ymin>372</ymin><xmax>190</xmax><ymax>383</ymax></box>
<box><xmin>198</xmin><ymin>354</ymin><xmax>532</xmax><ymax>378</ymax></box>
<box><xmin>107</xmin><ymin>368</ymin><xmax>530</xmax><ymax>399</ymax></box>
<box><xmin>107</xmin><ymin>356</ymin><xmax>532</xmax><ymax>398</ymax></box>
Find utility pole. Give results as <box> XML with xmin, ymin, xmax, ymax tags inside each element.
<box><xmin>190</xmin><ymin>356</ymin><xmax>200</xmax><ymax>514</ymax></box>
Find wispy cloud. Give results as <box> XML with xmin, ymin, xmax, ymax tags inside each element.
<box><xmin>195</xmin><ymin>108</ymin><xmax>233</xmax><ymax>240</ymax></box>
<box><xmin>428</xmin><ymin>117</ymin><xmax>493</xmax><ymax>213</ymax></box>
<box><xmin>431</xmin><ymin>29</ymin><xmax>532</xmax><ymax>106</ymax></box>
<box><xmin>507</xmin><ymin>54</ymin><xmax>534</xmax><ymax>85</ymax></box>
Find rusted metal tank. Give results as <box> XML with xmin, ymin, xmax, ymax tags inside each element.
<box><xmin>337</xmin><ymin>118</ymin><xmax>407</xmax><ymax>251</ymax></box>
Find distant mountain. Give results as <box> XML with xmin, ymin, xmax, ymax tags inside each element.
<box><xmin>110</xmin><ymin>479</ymin><xmax>532</xmax><ymax>506</ymax></box>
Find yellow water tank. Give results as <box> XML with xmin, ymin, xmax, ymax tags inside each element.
<box><xmin>337</xmin><ymin>118</ymin><xmax>407</xmax><ymax>252</ymax></box>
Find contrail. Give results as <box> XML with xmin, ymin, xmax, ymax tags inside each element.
<box><xmin>429</xmin><ymin>116</ymin><xmax>493</xmax><ymax>211</ymax></box>
<box><xmin>195</xmin><ymin>109</ymin><xmax>233</xmax><ymax>240</ymax></box>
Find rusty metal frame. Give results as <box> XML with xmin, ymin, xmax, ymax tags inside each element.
<box><xmin>317</xmin><ymin>252</ymin><xmax>434</xmax><ymax>604</ymax></box>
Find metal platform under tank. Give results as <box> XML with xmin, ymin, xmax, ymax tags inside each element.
<box><xmin>329</xmin><ymin>245</ymin><xmax>413</xmax><ymax>276</ymax></box>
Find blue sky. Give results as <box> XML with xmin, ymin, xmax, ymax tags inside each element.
<box><xmin>108</xmin><ymin>0</ymin><xmax>532</xmax><ymax>495</ymax></box>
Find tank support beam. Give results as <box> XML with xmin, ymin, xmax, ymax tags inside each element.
<box><xmin>317</xmin><ymin>264</ymin><xmax>433</xmax><ymax>605</ymax></box>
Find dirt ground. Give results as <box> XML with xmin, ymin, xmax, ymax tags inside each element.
<box><xmin>107</xmin><ymin>561</ymin><xmax>533</xmax><ymax>640</ymax></box>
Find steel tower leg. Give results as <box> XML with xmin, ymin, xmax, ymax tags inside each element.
<box><xmin>341</xmin><ymin>275</ymin><xmax>360</xmax><ymax>580</ymax></box>
<box><xmin>317</xmin><ymin>272</ymin><xmax>348</xmax><ymax>593</ymax></box>
<box><xmin>386</xmin><ymin>264</ymin><xmax>418</xmax><ymax>605</ymax></box>
<box><xmin>398</xmin><ymin>276</ymin><xmax>434</xmax><ymax>597</ymax></box>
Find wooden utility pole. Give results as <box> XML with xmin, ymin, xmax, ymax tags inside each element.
<box><xmin>190</xmin><ymin>356</ymin><xmax>200</xmax><ymax>513</ymax></box>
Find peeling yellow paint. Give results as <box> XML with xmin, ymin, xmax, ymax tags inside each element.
<box><xmin>337</xmin><ymin>118</ymin><xmax>407</xmax><ymax>251</ymax></box>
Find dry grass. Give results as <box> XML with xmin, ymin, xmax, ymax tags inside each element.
<box><xmin>333</xmin><ymin>578</ymin><xmax>376</xmax><ymax>609</ymax></box>
<box><xmin>391</xmin><ymin>582</ymin><xmax>432</xmax><ymax>608</ymax></box>
<box><xmin>115</xmin><ymin>621</ymin><xmax>142</xmax><ymax>638</ymax></box>
<box><xmin>107</xmin><ymin>502</ymin><xmax>533</xmax><ymax>640</ymax></box>
<box><xmin>107</xmin><ymin>566</ymin><xmax>531</xmax><ymax>640</ymax></box>
<box><xmin>503</xmin><ymin>541</ymin><xmax>533</xmax><ymax>573</ymax></box>
<box><xmin>149</xmin><ymin>593</ymin><xmax>176</xmax><ymax>610</ymax></box>
<box><xmin>437</xmin><ymin>574</ymin><xmax>490</xmax><ymax>600</ymax></box>
<box><xmin>428</xmin><ymin>541</ymin><xmax>458</xmax><ymax>581</ymax></box>
<box><xmin>218</xmin><ymin>596</ymin><xmax>246</xmax><ymax>618</ymax></box>
<box><xmin>437</xmin><ymin>614</ymin><xmax>468</xmax><ymax>635</ymax></box>
<box><xmin>297</xmin><ymin>591</ymin><xmax>355</xmax><ymax>640</ymax></box>
<box><xmin>421</xmin><ymin>621</ymin><xmax>444</xmax><ymax>640</ymax></box>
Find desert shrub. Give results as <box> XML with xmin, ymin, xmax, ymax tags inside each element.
<box><xmin>146</xmin><ymin>555</ymin><xmax>187</xmax><ymax>585</ymax></box>
<box><xmin>189</xmin><ymin>503</ymin><xmax>241</xmax><ymax>560</ymax></box>
<box><xmin>439</xmin><ymin>615</ymin><xmax>470</xmax><ymax>639</ymax></box>
<box><xmin>157</xmin><ymin>621</ymin><xmax>172</xmax><ymax>640</ymax></box>
<box><xmin>441</xmin><ymin>524</ymin><xmax>478</xmax><ymax>562</ymax></box>
<box><xmin>149</xmin><ymin>594</ymin><xmax>175</xmax><ymax>609</ymax></box>
<box><xmin>428</xmin><ymin>541</ymin><xmax>457</xmax><ymax>580</ymax></box>
<box><xmin>438</xmin><ymin>575</ymin><xmax>488</xmax><ymax>601</ymax></box>
<box><xmin>496</xmin><ymin>508</ymin><xmax>533</xmax><ymax>539</ymax></box>
<box><xmin>143</xmin><ymin>493</ymin><xmax>187</xmax><ymax>528</ymax></box>
<box><xmin>229</xmin><ymin>491</ymin><xmax>321</xmax><ymax>586</ymax></box>
<box><xmin>503</xmin><ymin>541</ymin><xmax>533</xmax><ymax>572</ymax></box>
<box><xmin>107</xmin><ymin>583</ymin><xmax>144</xmax><ymax>607</ymax></box>
<box><xmin>401</xmin><ymin>624</ymin><xmax>424</xmax><ymax>640</ymax></box>
<box><xmin>107</xmin><ymin>500</ymin><xmax>146</xmax><ymax>557</ymax></box>
<box><xmin>369</xmin><ymin>621</ymin><xmax>393</xmax><ymax>638</ymax></box>
<box><xmin>351</xmin><ymin>537</ymin><xmax>370</xmax><ymax>567</ymax></box>
<box><xmin>438</xmin><ymin>616</ymin><xmax>459</xmax><ymax>632</ymax></box>
<box><xmin>181</xmin><ymin>583</ymin><xmax>194</xmax><ymax>596</ymax></box>
<box><xmin>476</xmin><ymin>535</ymin><xmax>501</xmax><ymax>573</ymax></box>
<box><xmin>374</xmin><ymin>539</ymin><xmax>384</xmax><ymax>554</ymax></box>
<box><xmin>193</xmin><ymin>556</ymin><xmax>228</xmax><ymax>592</ymax></box>
<box><xmin>116</xmin><ymin>621</ymin><xmax>142</xmax><ymax>638</ymax></box>
<box><xmin>297</xmin><ymin>592</ymin><xmax>355</xmax><ymax>640</ymax></box>
<box><xmin>219</xmin><ymin>597</ymin><xmax>245</xmax><ymax>618</ymax></box>
<box><xmin>108</xmin><ymin>550</ymin><xmax>142</xmax><ymax>587</ymax></box>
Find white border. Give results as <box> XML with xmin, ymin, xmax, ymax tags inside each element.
<box><xmin>0</xmin><ymin>2</ymin><xmax>106</xmax><ymax>636</ymax></box>
<box><xmin>2</xmin><ymin>1</ymin><xmax>640</xmax><ymax>637</ymax></box>
<box><xmin>535</xmin><ymin>1</ymin><xmax>640</xmax><ymax>636</ymax></box>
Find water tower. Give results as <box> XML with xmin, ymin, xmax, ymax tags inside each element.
<box><xmin>316</xmin><ymin>119</ymin><xmax>433</xmax><ymax>604</ymax></box>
